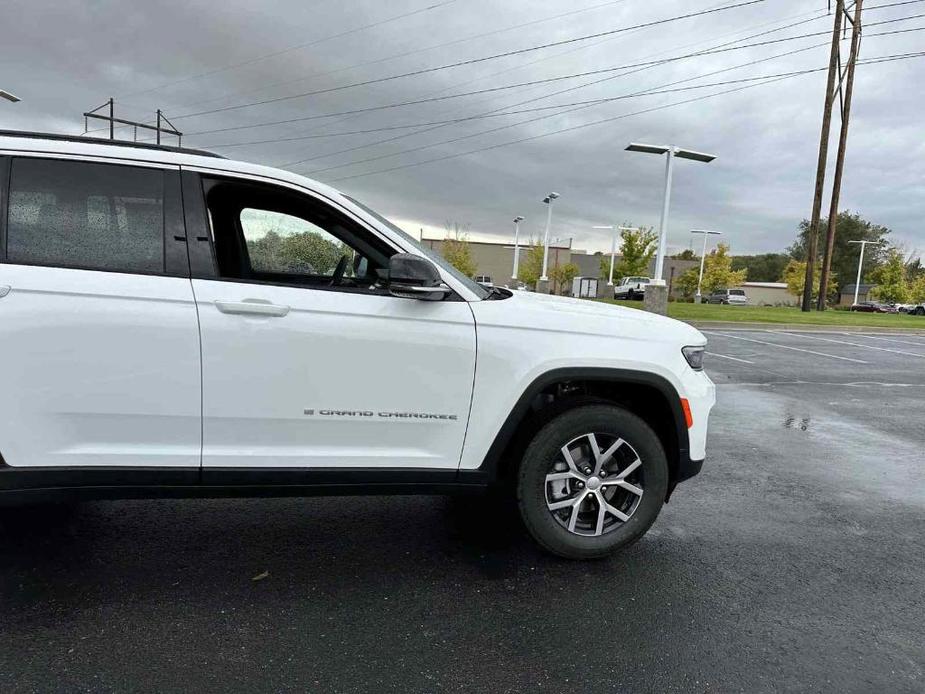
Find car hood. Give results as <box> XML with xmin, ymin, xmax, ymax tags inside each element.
<box><xmin>484</xmin><ymin>290</ymin><xmax>705</xmax><ymax>346</ymax></box>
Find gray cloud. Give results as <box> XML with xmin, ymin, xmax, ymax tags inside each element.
<box><xmin>3</xmin><ymin>0</ymin><xmax>922</xmax><ymax>256</ymax></box>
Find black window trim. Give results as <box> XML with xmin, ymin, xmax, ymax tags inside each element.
<box><xmin>184</xmin><ymin>169</ymin><xmax>464</xmax><ymax>301</ymax></box>
<box><xmin>0</xmin><ymin>155</ymin><xmax>9</xmax><ymax>262</ymax></box>
<box><xmin>1</xmin><ymin>155</ymin><xmax>189</xmax><ymax>279</ymax></box>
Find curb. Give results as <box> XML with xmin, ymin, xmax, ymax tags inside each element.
<box><xmin>685</xmin><ymin>320</ymin><xmax>925</xmax><ymax>334</ymax></box>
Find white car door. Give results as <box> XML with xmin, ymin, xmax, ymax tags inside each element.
<box><xmin>0</xmin><ymin>156</ymin><xmax>201</xmax><ymax>473</ymax></box>
<box><xmin>183</xmin><ymin>172</ymin><xmax>477</xmax><ymax>472</ymax></box>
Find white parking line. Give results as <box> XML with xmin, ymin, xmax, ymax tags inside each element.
<box><xmin>846</xmin><ymin>332</ymin><xmax>925</xmax><ymax>347</ymax></box>
<box><xmin>772</xmin><ymin>331</ymin><xmax>925</xmax><ymax>359</ymax></box>
<box><xmin>704</xmin><ymin>331</ymin><xmax>869</xmax><ymax>364</ymax></box>
<box><xmin>707</xmin><ymin>352</ymin><xmax>755</xmax><ymax>364</ymax></box>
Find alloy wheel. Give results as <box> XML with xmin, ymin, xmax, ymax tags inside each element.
<box><xmin>544</xmin><ymin>432</ymin><xmax>644</xmax><ymax>537</ymax></box>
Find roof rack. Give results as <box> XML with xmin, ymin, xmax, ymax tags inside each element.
<box><xmin>0</xmin><ymin>129</ymin><xmax>224</xmax><ymax>159</ymax></box>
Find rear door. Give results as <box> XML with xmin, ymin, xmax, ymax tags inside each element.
<box><xmin>183</xmin><ymin>172</ymin><xmax>477</xmax><ymax>472</ymax></box>
<box><xmin>0</xmin><ymin>155</ymin><xmax>201</xmax><ymax>473</ymax></box>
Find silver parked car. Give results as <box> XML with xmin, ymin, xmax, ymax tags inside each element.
<box><xmin>707</xmin><ymin>288</ymin><xmax>748</xmax><ymax>305</ymax></box>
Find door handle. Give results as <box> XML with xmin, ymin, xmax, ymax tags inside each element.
<box><xmin>214</xmin><ymin>299</ymin><xmax>290</xmax><ymax>317</ymax></box>
<box><xmin>0</xmin><ymin>285</ymin><xmax>10</xmax><ymax>299</ymax></box>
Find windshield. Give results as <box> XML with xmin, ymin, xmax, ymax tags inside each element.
<box><xmin>345</xmin><ymin>196</ymin><xmax>489</xmax><ymax>299</ymax></box>
<box><xmin>729</xmin><ymin>289</ymin><xmax>745</xmax><ymax>296</ymax></box>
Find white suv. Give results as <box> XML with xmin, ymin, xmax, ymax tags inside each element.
<box><xmin>0</xmin><ymin>131</ymin><xmax>715</xmax><ymax>559</ymax></box>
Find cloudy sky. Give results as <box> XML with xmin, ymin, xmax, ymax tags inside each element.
<box><xmin>2</xmin><ymin>0</ymin><xmax>923</xmax><ymax>256</ymax></box>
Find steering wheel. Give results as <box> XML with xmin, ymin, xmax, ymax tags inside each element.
<box><xmin>329</xmin><ymin>254</ymin><xmax>349</xmax><ymax>287</ymax></box>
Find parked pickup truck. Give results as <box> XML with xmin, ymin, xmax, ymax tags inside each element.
<box><xmin>0</xmin><ymin>130</ymin><xmax>716</xmax><ymax>559</ymax></box>
<box><xmin>613</xmin><ymin>276</ymin><xmax>651</xmax><ymax>300</ymax></box>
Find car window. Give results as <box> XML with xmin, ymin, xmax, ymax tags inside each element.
<box><xmin>203</xmin><ymin>178</ymin><xmax>391</xmax><ymax>291</ymax></box>
<box><xmin>240</xmin><ymin>208</ymin><xmax>357</xmax><ymax>278</ymax></box>
<box><xmin>729</xmin><ymin>289</ymin><xmax>745</xmax><ymax>296</ymax></box>
<box><xmin>6</xmin><ymin>158</ymin><xmax>164</xmax><ymax>274</ymax></box>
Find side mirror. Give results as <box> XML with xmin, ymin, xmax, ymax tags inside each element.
<box><xmin>388</xmin><ymin>253</ymin><xmax>450</xmax><ymax>301</ymax></box>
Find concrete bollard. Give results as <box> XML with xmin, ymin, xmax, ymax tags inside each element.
<box><xmin>644</xmin><ymin>283</ymin><xmax>668</xmax><ymax>316</ymax></box>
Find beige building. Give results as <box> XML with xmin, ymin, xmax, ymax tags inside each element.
<box><xmin>423</xmin><ymin>237</ymin><xmax>699</xmax><ymax>298</ymax></box>
<box><xmin>736</xmin><ymin>281</ymin><xmax>797</xmax><ymax>306</ymax></box>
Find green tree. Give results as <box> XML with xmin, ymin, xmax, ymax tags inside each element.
<box><xmin>788</xmin><ymin>212</ymin><xmax>890</xmax><ymax>296</ymax></box>
<box><xmin>676</xmin><ymin>243</ymin><xmax>748</xmax><ymax>299</ymax></box>
<box><xmin>442</xmin><ymin>237</ymin><xmax>477</xmax><ymax>277</ymax></box>
<box><xmin>780</xmin><ymin>259</ymin><xmax>838</xmax><ymax>301</ymax></box>
<box><xmin>908</xmin><ymin>273</ymin><xmax>925</xmax><ymax>303</ymax></box>
<box><xmin>731</xmin><ymin>253</ymin><xmax>790</xmax><ymax>282</ymax></box>
<box><xmin>603</xmin><ymin>227</ymin><xmax>657</xmax><ymax>281</ymax></box>
<box><xmin>549</xmin><ymin>262</ymin><xmax>580</xmax><ymax>295</ymax></box>
<box><xmin>247</xmin><ymin>230</ymin><xmax>349</xmax><ymax>275</ymax></box>
<box><xmin>870</xmin><ymin>249</ymin><xmax>909</xmax><ymax>303</ymax></box>
<box><xmin>671</xmin><ymin>249</ymin><xmax>699</xmax><ymax>261</ymax></box>
<box><xmin>517</xmin><ymin>242</ymin><xmax>545</xmax><ymax>288</ymax></box>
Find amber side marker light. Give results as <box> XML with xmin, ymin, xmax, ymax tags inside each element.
<box><xmin>680</xmin><ymin>398</ymin><xmax>693</xmax><ymax>429</ymax></box>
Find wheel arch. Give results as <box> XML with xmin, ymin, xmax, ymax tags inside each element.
<box><xmin>475</xmin><ymin>368</ymin><xmax>690</xmax><ymax>499</ymax></box>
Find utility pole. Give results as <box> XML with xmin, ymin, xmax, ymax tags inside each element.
<box><xmin>802</xmin><ymin>0</ymin><xmax>845</xmax><ymax>312</ymax></box>
<box><xmin>817</xmin><ymin>0</ymin><xmax>864</xmax><ymax>310</ymax></box>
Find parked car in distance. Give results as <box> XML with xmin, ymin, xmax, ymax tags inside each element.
<box><xmin>706</xmin><ymin>288</ymin><xmax>748</xmax><ymax>305</ymax></box>
<box><xmin>850</xmin><ymin>302</ymin><xmax>897</xmax><ymax>313</ymax></box>
<box><xmin>907</xmin><ymin>303</ymin><xmax>925</xmax><ymax>316</ymax></box>
<box><xmin>0</xmin><ymin>130</ymin><xmax>715</xmax><ymax>560</ymax></box>
<box><xmin>613</xmin><ymin>276</ymin><xmax>650</xmax><ymax>300</ymax></box>
<box><xmin>474</xmin><ymin>275</ymin><xmax>493</xmax><ymax>288</ymax></box>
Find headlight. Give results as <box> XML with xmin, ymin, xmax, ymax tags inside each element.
<box><xmin>682</xmin><ymin>345</ymin><xmax>705</xmax><ymax>371</ymax></box>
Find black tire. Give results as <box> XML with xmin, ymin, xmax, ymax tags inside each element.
<box><xmin>915</xmin><ymin>307</ymin><xmax>925</xmax><ymax>316</ymax></box>
<box><xmin>627</xmin><ymin>290</ymin><xmax>635</xmax><ymax>300</ymax></box>
<box><xmin>516</xmin><ymin>404</ymin><xmax>668</xmax><ymax>560</ymax></box>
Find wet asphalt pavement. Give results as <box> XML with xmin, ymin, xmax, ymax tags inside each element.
<box><xmin>1</xmin><ymin>328</ymin><xmax>924</xmax><ymax>693</ymax></box>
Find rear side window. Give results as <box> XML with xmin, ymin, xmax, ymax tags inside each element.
<box><xmin>729</xmin><ymin>289</ymin><xmax>745</xmax><ymax>296</ymax></box>
<box><xmin>6</xmin><ymin>158</ymin><xmax>165</xmax><ymax>274</ymax></box>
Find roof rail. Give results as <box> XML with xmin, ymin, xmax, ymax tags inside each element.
<box><xmin>0</xmin><ymin>129</ymin><xmax>224</xmax><ymax>159</ymax></box>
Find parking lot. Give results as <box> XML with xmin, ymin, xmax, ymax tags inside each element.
<box><xmin>1</xmin><ymin>329</ymin><xmax>924</xmax><ymax>693</ymax></box>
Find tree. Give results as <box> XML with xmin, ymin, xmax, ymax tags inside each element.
<box><xmin>442</xmin><ymin>237</ymin><xmax>477</xmax><ymax>278</ymax></box>
<box><xmin>549</xmin><ymin>262</ymin><xmax>580</xmax><ymax>295</ymax></box>
<box><xmin>731</xmin><ymin>253</ymin><xmax>790</xmax><ymax>282</ymax></box>
<box><xmin>788</xmin><ymin>212</ymin><xmax>890</xmax><ymax>296</ymax></box>
<box><xmin>247</xmin><ymin>230</ymin><xmax>350</xmax><ymax>275</ymax></box>
<box><xmin>780</xmin><ymin>259</ymin><xmax>838</xmax><ymax>301</ymax></box>
<box><xmin>517</xmin><ymin>242</ymin><xmax>545</xmax><ymax>288</ymax></box>
<box><xmin>675</xmin><ymin>243</ymin><xmax>747</xmax><ymax>298</ymax></box>
<box><xmin>672</xmin><ymin>249</ymin><xmax>699</xmax><ymax>261</ymax></box>
<box><xmin>909</xmin><ymin>273</ymin><xmax>925</xmax><ymax>303</ymax></box>
<box><xmin>870</xmin><ymin>249</ymin><xmax>909</xmax><ymax>303</ymax></box>
<box><xmin>602</xmin><ymin>227</ymin><xmax>657</xmax><ymax>281</ymax></box>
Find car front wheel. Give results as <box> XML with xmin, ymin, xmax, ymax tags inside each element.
<box><xmin>517</xmin><ymin>404</ymin><xmax>668</xmax><ymax>559</ymax></box>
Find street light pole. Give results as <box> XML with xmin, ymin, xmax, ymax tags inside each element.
<box><xmin>540</xmin><ymin>192</ymin><xmax>559</xmax><ymax>282</ymax></box>
<box><xmin>848</xmin><ymin>239</ymin><xmax>882</xmax><ymax>305</ymax></box>
<box><xmin>690</xmin><ymin>229</ymin><xmax>723</xmax><ymax>303</ymax></box>
<box><xmin>625</xmin><ymin>143</ymin><xmax>716</xmax><ymax>287</ymax></box>
<box><xmin>594</xmin><ymin>225</ymin><xmax>640</xmax><ymax>286</ymax></box>
<box><xmin>511</xmin><ymin>215</ymin><xmax>524</xmax><ymax>281</ymax></box>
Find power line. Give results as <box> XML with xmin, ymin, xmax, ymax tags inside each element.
<box><xmin>321</xmin><ymin>50</ymin><xmax>923</xmax><ymax>184</ymax></box>
<box><xmin>194</xmin><ymin>16</ymin><xmax>921</xmax><ymax>146</ymax></box>
<box><xmin>205</xmin><ymin>26</ymin><xmax>925</xmax><ymax>150</ymax></box>
<box><xmin>170</xmin><ymin>0</ymin><xmax>635</xmax><ymax>113</ymax></box>
<box><xmin>284</xmin><ymin>20</ymin><xmax>924</xmax><ymax>173</ymax></box>
<box><xmin>172</xmin><ymin>0</ymin><xmax>767</xmax><ymax>120</ymax></box>
<box><xmin>180</xmin><ymin>7</ymin><xmax>830</xmax><ymax>145</ymax></box>
<box><xmin>293</xmin><ymin>41</ymin><xmax>837</xmax><ymax>175</ymax></box>
<box><xmin>117</xmin><ymin>0</ymin><xmax>460</xmax><ymax>100</ymax></box>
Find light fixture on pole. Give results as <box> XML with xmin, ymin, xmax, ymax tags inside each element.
<box><xmin>690</xmin><ymin>229</ymin><xmax>722</xmax><ymax>302</ymax></box>
<box><xmin>593</xmin><ymin>225</ymin><xmax>638</xmax><ymax>286</ymax></box>
<box><xmin>511</xmin><ymin>215</ymin><xmax>525</xmax><ymax>280</ymax></box>
<box><xmin>540</xmin><ymin>192</ymin><xmax>560</xmax><ymax>282</ymax></box>
<box><xmin>0</xmin><ymin>89</ymin><xmax>21</xmax><ymax>103</ymax></box>
<box><xmin>848</xmin><ymin>239</ymin><xmax>882</xmax><ymax>306</ymax></box>
<box><xmin>625</xmin><ymin>143</ymin><xmax>716</xmax><ymax>285</ymax></box>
